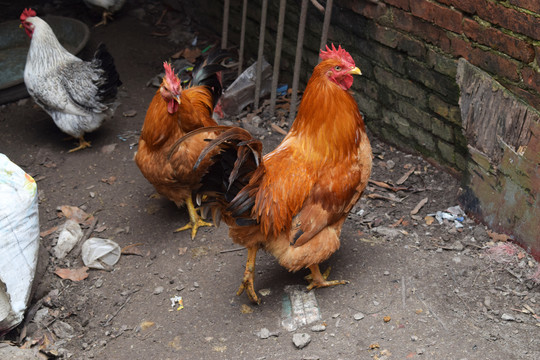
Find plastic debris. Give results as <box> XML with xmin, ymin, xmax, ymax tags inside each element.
<box><xmin>53</xmin><ymin>219</ymin><xmax>83</xmax><ymax>259</ymax></box>
<box><xmin>428</xmin><ymin>205</ymin><xmax>466</xmax><ymax>228</ymax></box>
<box><xmin>219</xmin><ymin>59</ymin><xmax>272</xmax><ymax>117</ymax></box>
<box><xmin>170</xmin><ymin>296</ymin><xmax>184</xmax><ymax>310</ymax></box>
<box><xmin>281</xmin><ymin>285</ymin><xmax>321</xmax><ymax>332</ymax></box>
<box><xmin>81</xmin><ymin>238</ymin><xmax>121</xmax><ymax>270</ymax></box>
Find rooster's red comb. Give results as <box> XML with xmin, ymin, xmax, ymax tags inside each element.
<box><xmin>20</xmin><ymin>8</ymin><xmax>37</xmax><ymax>22</ymax></box>
<box><xmin>319</xmin><ymin>44</ymin><xmax>355</xmax><ymax>68</ymax></box>
<box><xmin>162</xmin><ymin>62</ymin><xmax>181</xmax><ymax>93</ymax></box>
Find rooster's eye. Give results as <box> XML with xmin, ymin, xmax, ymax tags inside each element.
<box><xmin>334</xmin><ymin>66</ymin><xmax>341</xmax><ymax>71</ymax></box>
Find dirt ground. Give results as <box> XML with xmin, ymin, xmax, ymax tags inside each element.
<box><xmin>1</xmin><ymin>1</ymin><xmax>539</xmax><ymax>359</ymax></box>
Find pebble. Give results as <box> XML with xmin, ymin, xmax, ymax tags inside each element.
<box><xmin>353</xmin><ymin>312</ymin><xmax>365</xmax><ymax>321</ymax></box>
<box><xmin>411</xmin><ymin>335</ymin><xmax>419</xmax><ymax>341</ymax></box>
<box><xmin>383</xmin><ymin>271</ymin><xmax>390</xmax><ymax>276</ymax></box>
<box><xmin>501</xmin><ymin>313</ymin><xmax>515</xmax><ymax>321</ymax></box>
<box><xmin>153</xmin><ymin>286</ymin><xmax>164</xmax><ymax>295</ymax></box>
<box><xmin>310</xmin><ymin>324</ymin><xmax>326</xmax><ymax>332</ymax></box>
<box><xmin>417</xmin><ymin>348</ymin><xmax>425</xmax><ymax>355</ymax></box>
<box><xmin>453</xmin><ymin>240</ymin><xmax>464</xmax><ymax>251</ymax></box>
<box><xmin>292</xmin><ymin>333</ymin><xmax>311</xmax><ymax>349</ymax></box>
<box><xmin>257</xmin><ymin>328</ymin><xmax>270</xmax><ymax>339</ymax></box>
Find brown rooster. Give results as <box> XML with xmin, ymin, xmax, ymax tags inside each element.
<box><xmin>180</xmin><ymin>45</ymin><xmax>372</xmax><ymax>303</ymax></box>
<box><xmin>135</xmin><ymin>51</ymin><xmax>229</xmax><ymax>239</ymax></box>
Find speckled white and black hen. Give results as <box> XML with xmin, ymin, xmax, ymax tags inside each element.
<box><xmin>20</xmin><ymin>8</ymin><xmax>122</xmax><ymax>152</ymax></box>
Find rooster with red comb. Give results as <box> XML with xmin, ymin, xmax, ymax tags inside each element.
<box><xmin>174</xmin><ymin>44</ymin><xmax>372</xmax><ymax>304</ymax></box>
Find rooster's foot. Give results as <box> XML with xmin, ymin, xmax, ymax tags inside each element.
<box><xmin>306</xmin><ymin>265</ymin><xmax>349</xmax><ymax>291</ymax></box>
<box><xmin>236</xmin><ymin>247</ymin><xmax>260</xmax><ymax>304</ymax></box>
<box><xmin>174</xmin><ymin>196</ymin><xmax>212</xmax><ymax>239</ymax></box>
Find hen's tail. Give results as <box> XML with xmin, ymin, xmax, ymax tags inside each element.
<box><xmin>94</xmin><ymin>43</ymin><xmax>122</xmax><ymax>104</ymax></box>
<box><xmin>189</xmin><ymin>48</ymin><xmax>233</xmax><ymax>107</ymax></box>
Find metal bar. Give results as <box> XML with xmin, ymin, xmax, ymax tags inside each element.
<box><xmin>319</xmin><ymin>0</ymin><xmax>333</xmax><ymax>52</ymax></box>
<box><xmin>269</xmin><ymin>0</ymin><xmax>287</xmax><ymax>115</ymax></box>
<box><xmin>288</xmin><ymin>0</ymin><xmax>309</xmax><ymax>124</ymax></box>
<box><xmin>221</xmin><ymin>0</ymin><xmax>230</xmax><ymax>49</ymax></box>
<box><xmin>238</xmin><ymin>0</ymin><xmax>248</xmax><ymax>76</ymax></box>
<box><xmin>254</xmin><ymin>0</ymin><xmax>269</xmax><ymax>109</ymax></box>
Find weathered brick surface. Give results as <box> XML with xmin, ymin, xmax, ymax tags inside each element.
<box><xmin>521</xmin><ymin>67</ymin><xmax>540</xmax><ymax>94</ymax></box>
<box><xmin>509</xmin><ymin>0</ymin><xmax>540</xmax><ymax>12</ymax></box>
<box><xmin>462</xmin><ymin>18</ymin><xmax>535</xmax><ymax>63</ymax></box>
<box><xmin>476</xmin><ymin>0</ymin><xmax>540</xmax><ymax>41</ymax></box>
<box><xmin>409</xmin><ymin>0</ymin><xmax>463</xmax><ymax>33</ymax></box>
<box><xmin>437</xmin><ymin>0</ymin><xmax>478</xmax><ymax>14</ymax></box>
<box><xmin>385</xmin><ymin>0</ymin><xmax>410</xmax><ymax>11</ymax></box>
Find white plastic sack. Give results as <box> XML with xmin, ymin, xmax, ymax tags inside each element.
<box><xmin>81</xmin><ymin>238</ymin><xmax>121</xmax><ymax>270</ymax></box>
<box><xmin>0</xmin><ymin>153</ymin><xmax>40</xmax><ymax>334</ymax></box>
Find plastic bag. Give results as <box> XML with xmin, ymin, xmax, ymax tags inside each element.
<box><xmin>0</xmin><ymin>153</ymin><xmax>40</xmax><ymax>334</ymax></box>
<box><xmin>81</xmin><ymin>238</ymin><xmax>121</xmax><ymax>270</ymax></box>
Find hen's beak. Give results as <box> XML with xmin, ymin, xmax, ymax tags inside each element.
<box><xmin>174</xmin><ymin>94</ymin><xmax>181</xmax><ymax>105</ymax></box>
<box><xmin>349</xmin><ymin>67</ymin><xmax>362</xmax><ymax>76</ymax></box>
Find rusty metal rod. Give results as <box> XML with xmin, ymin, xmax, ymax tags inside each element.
<box><xmin>269</xmin><ymin>0</ymin><xmax>287</xmax><ymax>115</ymax></box>
<box><xmin>238</xmin><ymin>0</ymin><xmax>248</xmax><ymax>76</ymax></box>
<box><xmin>221</xmin><ymin>0</ymin><xmax>230</xmax><ymax>49</ymax></box>
<box><xmin>254</xmin><ymin>0</ymin><xmax>268</xmax><ymax>109</ymax></box>
<box><xmin>288</xmin><ymin>0</ymin><xmax>309</xmax><ymax>124</ymax></box>
<box><xmin>319</xmin><ymin>0</ymin><xmax>333</xmax><ymax>52</ymax></box>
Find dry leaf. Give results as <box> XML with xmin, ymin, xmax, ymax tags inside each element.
<box><xmin>121</xmin><ymin>243</ymin><xmax>145</xmax><ymax>256</ymax></box>
<box><xmin>410</xmin><ymin>197</ymin><xmax>428</xmax><ymax>215</ymax></box>
<box><xmin>40</xmin><ymin>225</ymin><xmax>59</xmax><ymax>237</ymax></box>
<box><xmin>270</xmin><ymin>123</ymin><xmax>287</xmax><ymax>135</ymax></box>
<box><xmin>101</xmin><ymin>176</ymin><xmax>117</xmax><ymax>185</ymax></box>
<box><xmin>487</xmin><ymin>230</ymin><xmax>510</xmax><ymax>242</ymax></box>
<box><xmin>240</xmin><ymin>304</ymin><xmax>253</xmax><ymax>314</ymax></box>
<box><xmin>396</xmin><ymin>167</ymin><xmax>415</xmax><ymax>185</ymax></box>
<box><xmin>425</xmin><ymin>216</ymin><xmax>435</xmax><ymax>225</ymax></box>
<box><xmin>54</xmin><ymin>267</ymin><xmax>89</xmax><ymax>281</ymax></box>
<box><xmin>59</xmin><ymin>205</ymin><xmax>94</xmax><ymax>225</ymax></box>
<box><xmin>178</xmin><ymin>247</ymin><xmax>188</xmax><ymax>255</ymax></box>
<box><xmin>139</xmin><ymin>321</ymin><xmax>155</xmax><ymax>331</ymax></box>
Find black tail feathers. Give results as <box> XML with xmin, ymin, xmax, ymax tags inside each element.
<box><xmin>94</xmin><ymin>43</ymin><xmax>122</xmax><ymax>103</ymax></box>
<box><xmin>190</xmin><ymin>48</ymin><xmax>235</xmax><ymax>107</ymax></box>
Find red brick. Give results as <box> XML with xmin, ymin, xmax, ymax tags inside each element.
<box><xmin>462</xmin><ymin>18</ymin><xmax>535</xmax><ymax>63</ymax></box>
<box><xmin>393</xmin><ymin>8</ymin><xmax>451</xmax><ymax>49</ymax></box>
<box><xmin>410</xmin><ymin>0</ymin><xmax>463</xmax><ymax>33</ymax></box>
<box><xmin>372</xmin><ymin>23</ymin><xmax>400</xmax><ymax>48</ymax></box>
<box><xmin>469</xmin><ymin>48</ymin><xmax>520</xmax><ymax>81</ymax></box>
<box><xmin>385</xmin><ymin>0</ymin><xmax>410</xmax><ymax>11</ymax></box>
<box><xmin>449</xmin><ymin>35</ymin><xmax>472</xmax><ymax>57</ymax></box>
<box><xmin>437</xmin><ymin>0</ymin><xmax>478</xmax><ymax>14</ymax></box>
<box><xmin>509</xmin><ymin>0</ymin><xmax>540</xmax><ymax>12</ymax></box>
<box><xmin>521</xmin><ymin>67</ymin><xmax>540</xmax><ymax>94</ymax></box>
<box><xmin>350</xmin><ymin>1</ymin><xmax>388</xmax><ymax>20</ymax></box>
<box><xmin>476</xmin><ymin>0</ymin><xmax>540</xmax><ymax>41</ymax></box>
<box><xmin>505</xmin><ymin>84</ymin><xmax>540</xmax><ymax>111</ymax></box>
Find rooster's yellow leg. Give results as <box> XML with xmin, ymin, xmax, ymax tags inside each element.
<box><xmin>306</xmin><ymin>264</ymin><xmax>349</xmax><ymax>291</ymax></box>
<box><xmin>236</xmin><ymin>247</ymin><xmax>260</xmax><ymax>304</ymax></box>
<box><xmin>68</xmin><ymin>136</ymin><xmax>92</xmax><ymax>153</ymax></box>
<box><xmin>174</xmin><ymin>196</ymin><xmax>212</xmax><ymax>239</ymax></box>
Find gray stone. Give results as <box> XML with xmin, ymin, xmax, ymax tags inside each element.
<box><xmin>292</xmin><ymin>333</ymin><xmax>311</xmax><ymax>349</ymax></box>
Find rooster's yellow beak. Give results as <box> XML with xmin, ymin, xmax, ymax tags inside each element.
<box><xmin>174</xmin><ymin>95</ymin><xmax>181</xmax><ymax>105</ymax></box>
<box><xmin>349</xmin><ymin>67</ymin><xmax>362</xmax><ymax>76</ymax></box>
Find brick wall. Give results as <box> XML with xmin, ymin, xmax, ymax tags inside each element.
<box><xmin>190</xmin><ymin>0</ymin><xmax>540</xmax><ymax>256</ymax></box>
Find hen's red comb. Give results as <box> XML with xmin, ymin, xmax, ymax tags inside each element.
<box><xmin>20</xmin><ymin>8</ymin><xmax>37</xmax><ymax>22</ymax></box>
<box><xmin>319</xmin><ymin>44</ymin><xmax>355</xmax><ymax>68</ymax></box>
